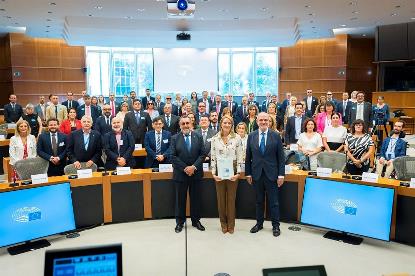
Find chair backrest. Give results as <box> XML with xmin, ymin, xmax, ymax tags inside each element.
<box><xmin>14</xmin><ymin>157</ymin><xmax>49</xmax><ymax>180</ymax></box>
<box><xmin>392</xmin><ymin>156</ymin><xmax>415</xmax><ymax>181</ymax></box>
<box><xmin>64</xmin><ymin>162</ymin><xmax>98</xmax><ymax>175</ymax></box>
<box><xmin>284</xmin><ymin>150</ymin><xmax>310</xmax><ymax>170</ymax></box>
<box><xmin>317</xmin><ymin>151</ymin><xmax>347</xmax><ymax>172</ymax></box>
<box><xmin>0</xmin><ymin>129</ymin><xmax>7</xmax><ymax>136</ymax></box>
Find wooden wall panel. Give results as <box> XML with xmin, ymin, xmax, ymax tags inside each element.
<box><xmin>372</xmin><ymin>91</ymin><xmax>415</xmax><ymax>117</ymax></box>
<box><xmin>0</xmin><ymin>36</ymin><xmax>12</xmax><ymax>104</ymax></box>
<box><xmin>6</xmin><ymin>33</ymin><xmax>86</xmax><ymax>106</ymax></box>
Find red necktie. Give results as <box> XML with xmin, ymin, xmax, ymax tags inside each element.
<box><xmin>111</xmin><ymin>101</ymin><xmax>115</xmax><ymax>116</ymax></box>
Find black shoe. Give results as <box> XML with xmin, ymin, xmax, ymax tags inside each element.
<box><xmin>272</xmin><ymin>226</ymin><xmax>281</xmax><ymax>237</ymax></box>
<box><xmin>250</xmin><ymin>224</ymin><xmax>263</xmax><ymax>233</ymax></box>
<box><xmin>175</xmin><ymin>223</ymin><xmax>184</xmax><ymax>233</ymax></box>
<box><xmin>192</xmin><ymin>221</ymin><xmax>205</xmax><ymax>231</ymax></box>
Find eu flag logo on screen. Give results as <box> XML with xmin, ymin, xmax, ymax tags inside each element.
<box><xmin>28</xmin><ymin>211</ymin><xmax>41</xmax><ymax>221</ymax></box>
<box><xmin>345</xmin><ymin>206</ymin><xmax>357</xmax><ymax>216</ymax></box>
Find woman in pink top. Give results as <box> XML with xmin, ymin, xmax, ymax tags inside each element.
<box><xmin>316</xmin><ymin>101</ymin><xmax>342</xmax><ymax>133</ymax></box>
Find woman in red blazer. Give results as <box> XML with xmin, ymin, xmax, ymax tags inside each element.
<box><xmin>59</xmin><ymin>108</ymin><xmax>82</xmax><ymax>134</ymax></box>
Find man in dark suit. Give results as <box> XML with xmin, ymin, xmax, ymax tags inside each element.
<box><xmin>123</xmin><ymin>99</ymin><xmax>153</xmax><ymax>144</ymax></box>
<box><xmin>284</xmin><ymin>103</ymin><xmax>305</xmax><ymax>145</ymax></box>
<box><xmin>261</xmin><ymin>92</ymin><xmax>272</xmax><ymax>112</ymax></box>
<box><xmin>144</xmin><ymin>117</ymin><xmax>172</xmax><ymax>168</ymax></box>
<box><xmin>4</xmin><ymin>94</ymin><xmax>23</xmax><ymax>123</ymax></box>
<box><xmin>303</xmin><ymin>89</ymin><xmax>318</xmax><ymax>118</ymax></box>
<box><xmin>326</xmin><ymin>91</ymin><xmax>338</xmax><ymax>107</ymax></box>
<box><xmin>95</xmin><ymin>104</ymin><xmax>114</xmax><ymax>135</ymax></box>
<box><xmin>67</xmin><ymin>115</ymin><xmax>102</xmax><ymax>169</ymax></box>
<box><xmin>211</xmin><ymin>95</ymin><xmax>225</xmax><ymax>119</ymax></box>
<box><xmin>102</xmin><ymin>116</ymin><xmax>135</xmax><ymax>170</ymax></box>
<box><xmin>248</xmin><ymin>92</ymin><xmax>260</xmax><ymax>109</ymax></box>
<box><xmin>280</xmin><ymin>92</ymin><xmax>292</xmax><ymax>116</ymax></box>
<box><xmin>171</xmin><ymin>115</ymin><xmax>206</xmax><ymax>233</ymax></box>
<box><xmin>235</xmin><ymin>96</ymin><xmax>249</xmax><ymax>124</ymax></box>
<box><xmin>225</xmin><ymin>94</ymin><xmax>238</xmax><ymax>115</ymax></box>
<box><xmin>161</xmin><ymin>103</ymin><xmax>180</xmax><ymax>135</ymax></box>
<box><xmin>141</xmin><ymin>88</ymin><xmax>155</xmax><ymax>110</ymax></box>
<box><xmin>197</xmin><ymin>90</ymin><xmax>211</xmax><ymax>114</ymax></box>
<box><xmin>127</xmin><ymin>91</ymin><xmax>137</xmax><ymax>111</ymax></box>
<box><xmin>34</xmin><ymin>95</ymin><xmax>48</xmax><ymax>124</ymax></box>
<box><xmin>337</xmin><ymin>92</ymin><xmax>352</xmax><ymax>124</ymax></box>
<box><xmin>348</xmin><ymin>91</ymin><xmax>373</xmax><ymax>131</ymax></box>
<box><xmin>195</xmin><ymin>115</ymin><xmax>216</xmax><ymax>162</ymax></box>
<box><xmin>209</xmin><ymin>111</ymin><xmax>219</xmax><ymax>132</ymax></box>
<box><xmin>108</xmin><ymin>93</ymin><xmax>119</xmax><ymax>117</ymax></box>
<box><xmin>76</xmin><ymin>95</ymin><xmax>100</xmax><ymax>123</ymax></box>
<box><xmin>37</xmin><ymin>118</ymin><xmax>67</xmax><ymax>176</ymax></box>
<box><xmin>245</xmin><ymin>112</ymin><xmax>285</xmax><ymax>237</ymax></box>
<box><xmin>154</xmin><ymin>94</ymin><xmax>165</xmax><ymax>115</ymax></box>
<box><xmin>62</xmin><ymin>92</ymin><xmax>79</xmax><ymax>112</ymax></box>
<box><xmin>195</xmin><ymin>101</ymin><xmax>209</xmax><ymax>126</ymax></box>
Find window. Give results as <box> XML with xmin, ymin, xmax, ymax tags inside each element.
<box><xmin>112</xmin><ymin>53</ymin><xmax>136</xmax><ymax>96</ymax></box>
<box><xmin>256</xmin><ymin>52</ymin><xmax>278</xmax><ymax>95</ymax></box>
<box><xmin>86</xmin><ymin>52</ymin><xmax>109</xmax><ymax>96</ymax></box>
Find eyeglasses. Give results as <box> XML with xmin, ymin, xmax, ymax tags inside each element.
<box><xmin>148</xmin><ymin>103</ymin><xmax>154</xmax><ymax>105</ymax></box>
<box><xmin>181</xmin><ymin>122</ymin><xmax>190</xmax><ymax>125</ymax></box>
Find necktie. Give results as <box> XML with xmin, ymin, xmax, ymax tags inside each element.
<box><xmin>84</xmin><ymin>134</ymin><xmax>89</xmax><ymax>150</ymax></box>
<box><xmin>86</xmin><ymin>106</ymin><xmax>91</xmax><ymax>117</ymax></box>
<box><xmin>202</xmin><ymin>131</ymin><xmax>207</xmax><ymax>143</ymax></box>
<box><xmin>243</xmin><ymin>107</ymin><xmax>247</xmax><ymax>116</ymax></box>
<box><xmin>229</xmin><ymin>102</ymin><xmax>232</xmax><ymax>110</ymax></box>
<box><xmin>68</xmin><ymin>101</ymin><xmax>72</xmax><ymax>109</ymax></box>
<box><xmin>260</xmin><ymin>132</ymin><xmax>266</xmax><ymax>154</ymax></box>
<box><xmin>216</xmin><ymin>105</ymin><xmax>220</xmax><ymax>113</ymax></box>
<box><xmin>166</xmin><ymin>116</ymin><xmax>170</xmax><ymax>127</ymax></box>
<box><xmin>51</xmin><ymin>133</ymin><xmax>57</xmax><ymax>156</ymax></box>
<box><xmin>12</xmin><ymin>103</ymin><xmax>15</xmax><ymax>111</ymax></box>
<box><xmin>135</xmin><ymin>112</ymin><xmax>140</xmax><ymax>125</ymax></box>
<box><xmin>185</xmin><ymin>134</ymin><xmax>191</xmax><ymax>152</ymax></box>
<box><xmin>156</xmin><ymin>132</ymin><xmax>161</xmax><ymax>154</ymax></box>
<box><xmin>343</xmin><ymin>101</ymin><xmax>347</xmax><ymax>116</ymax></box>
<box><xmin>106</xmin><ymin>117</ymin><xmax>110</xmax><ymax>126</ymax></box>
<box><xmin>55</xmin><ymin>105</ymin><xmax>58</xmax><ymax>118</ymax></box>
<box><xmin>111</xmin><ymin>101</ymin><xmax>115</xmax><ymax>116</ymax></box>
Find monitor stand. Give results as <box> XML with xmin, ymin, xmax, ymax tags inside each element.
<box><xmin>7</xmin><ymin>239</ymin><xmax>51</xmax><ymax>255</ymax></box>
<box><xmin>323</xmin><ymin>231</ymin><xmax>363</xmax><ymax>245</ymax></box>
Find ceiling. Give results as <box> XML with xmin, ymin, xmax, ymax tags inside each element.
<box><xmin>1</xmin><ymin>0</ymin><xmax>415</xmax><ymax>47</ymax></box>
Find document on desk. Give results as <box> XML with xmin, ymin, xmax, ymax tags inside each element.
<box><xmin>217</xmin><ymin>158</ymin><xmax>233</xmax><ymax>180</ymax></box>
<box><xmin>31</xmin><ymin>174</ymin><xmax>48</xmax><ymax>184</ymax></box>
<box><xmin>289</xmin><ymin>144</ymin><xmax>299</xmax><ymax>151</ymax></box>
<box><xmin>159</xmin><ymin>164</ymin><xmax>173</xmax><ymax>172</ymax></box>
<box><xmin>362</xmin><ymin>172</ymin><xmax>378</xmax><ymax>183</ymax></box>
<box><xmin>0</xmin><ymin>135</ymin><xmax>5</xmax><ymax>140</ymax></box>
<box><xmin>317</xmin><ymin>167</ymin><xmax>332</xmax><ymax>177</ymax></box>
<box><xmin>203</xmin><ymin>163</ymin><xmax>209</xmax><ymax>172</ymax></box>
<box><xmin>117</xmin><ymin>167</ymin><xmax>131</xmax><ymax>175</ymax></box>
<box><xmin>410</xmin><ymin>178</ymin><xmax>415</xmax><ymax>188</ymax></box>
<box><xmin>135</xmin><ymin>144</ymin><xmax>142</xmax><ymax>150</ymax></box>
<box><xmin>77</xmin><ymin>169</ymin><xmax>93</xmax><ymax>179</ymax></box>
<box><xmin>285</xmin><ymin>165</ymin><xmax>292</xmax><ymax>174</ymax></box>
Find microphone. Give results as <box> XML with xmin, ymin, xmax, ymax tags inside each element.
<box><xmin>102</xmin><ymin>150</ymin><xmax>109</xmax><ymax>176</ymax></box>
<box><xmin>9</xmin><ymin>173</ymin><xmax>19</xmax><ymax>188</ymax></box>
<box><xmin>342</xmin><ymin>149</ymin><xmax>351</xmax><ymax>179</ymax></box>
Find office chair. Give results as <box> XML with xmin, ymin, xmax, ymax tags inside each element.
<box><xmin>14</xmin><ymin>157</ymin><xmax>49</xmax><ymax>180</ymax></box>
<box><xmin>317</xmin><ymin>151</ymin><xmax>346</xmax><ymax>172</ymax></box>
<box><xmin>64</xmin><ymin>162</ymin><xmax>98</xmax><ymax>175</ymax></box>
<box><xmin>392</xmin><ymin>156</ymin><xmax>415</xmax><ymax>181</ymax></box>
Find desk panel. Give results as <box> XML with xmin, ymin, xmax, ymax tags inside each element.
<box><xmin>71</xmin><ymin>185</ymin><xmax>104</xmax><ymax>228</ymax></box>
<box><xmin>151</xmin><ymin>179</ymin><xmax>176</xmax><ymax>219</ymax></box>
<box><xmin>111</xmin><ymin>181</ymin><xmax>144</xmax><ymax>223</ymax></box>
<box><xmin>395</xmin><ymin>195</ymin><xmax>415</xmax><ymax>245</ymax></box>
<box><xmin>235</xmin><ymin>179</ymin><xmax>256</xmax><ymax>219</ymax></box>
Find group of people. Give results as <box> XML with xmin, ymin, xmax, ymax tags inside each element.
<box><xmin>3</xmin><ymin>87</ymin><xmax>408</xmax><ymax>236</ymax></box>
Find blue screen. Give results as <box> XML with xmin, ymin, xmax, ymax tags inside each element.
<box><xmin>0</xmin><ymin>183</ymin><xmax>76</xmax><ymax>247</ymax></box>
<box><xmin>53</xmin><ymin>253</ymin><xmax>118</xmax><ymax>276</ymax></box>
<box><xmin>300</xmin><ymin>178</ymin><xmax>394</xmax><ymax>241</ymax></box>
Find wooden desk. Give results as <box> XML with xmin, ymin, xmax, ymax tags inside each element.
<box><xmin>0</xmin><ymin>139</ymin><xmax>10</xmax><ymax>147</ymax></box>
<box><xmin>133</xmin><ymin>149</ymin><xmax>147</xmax><ymax>157</ymax></box>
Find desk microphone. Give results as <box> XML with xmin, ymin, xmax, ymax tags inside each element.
<box><xmin>342</xmin><ymin>150</ymin><xmax>351</xmax><ymax>179</ymax></box>
<box><xmin>9</xmin><ymin>175</ymin><xmax>19</xmax><ymax>188</ymax></box>
<box><xmin>102</xmin><ymin>150</ymin><xmax>109</xmax><ymax>176</ymax></box>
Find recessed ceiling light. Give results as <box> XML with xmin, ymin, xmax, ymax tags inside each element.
<box><xmin>125</xmin><ymin>16</ymin><xmax>132</xmax><ymax>19</ymax></box>
<box><xmin>219</xmin><ymin>9</ymin><xmax>228</xmax><ymax>12</ymax></box>
<box><xmin>0</xmin><ymin>8</ymin><xmax>5</xmax><ymax>11</ymax></box>
<box><xmin>155</xmin><ymin>0</ymin><xmax>164</xmax><ymax>2</ymax></box>
<box><xmin>48</xmin><ymin>11</ymin><xmax>52</xmax><ymax>14</ymax></box>
<box><xmin>340</xmin><ymin>24</ymin><xmax>347</xmax><ymax>27</ymax></box>
<box><xmin>233</xmin><ymin>17</ymin><xmax>239</xmax><ymax>20</ymax></box>
<box><xmin>261</xmin><ymin>7</ymin><xmax>268</xmax><ymax>12</ymax></box>
<box><xmin>94</xmin><ymin>6</ymin><xmax>103</xmax><ymax>10</ymax></box>
<box><xmin>137</xmin><ymin>8</ymin><xmax>145</xmax><ymax>12</ymax></box>
<box><xmin>88</xmin><ymin>14</ymin><xmax>93</xmax><ymax>17</ymax></box>
<box><xmin>411</xmin><ymin>17</ymin><xmax>415</xmax><ymax>20</ymax></box>
<box><xmin>391</xmin><ymin>13</ymin><xmax>397</xmax><ymax>16</ymax></box>
<box><xmin>46</xmin><ymin>18</ymin><xmax>52</xmax><ymax>21</ymax></box>
<box><xmin>352</xmin><ymin>11</ymin><xmax>359</xmax><ymax>14</ymax></box>
<box><xmin>349</xmin><ymin>1</ymin><xmax>357</xmax><ymax>6</ymax></box>
<box><xmin>362</xmin><ymin>34</ymin><xmax>366</xmax><ymax>37</ymax></box>
<box><xmin>305</xmin><ymin>5</ymin><xmax>311</xmax><ymax>8</ymax></box>
<box><xmin>49</xmin><ymin>2</ymin><xmax>56</xmax><ymax>5</ymax></box>
<box><xmin>308</xmin><ymin>13</ymin><xmax>315</xmax><ymax>16</ymax></box>
<box><xmin>395</xmin><ymin>5</ymin><xmax>401</xmax><ymax>8</ymax></box>
<box><xmin>350</xmin><ymin>17</ymin><xmax>358</xmax><ymax>20</ymax></box>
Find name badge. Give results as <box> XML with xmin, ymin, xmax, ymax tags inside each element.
<box><xmin>362</xmin><ymin>172</ymin><xmax>378</xmax><ymax>183</ymax></box>
<box><xmin>240</xmin><ymin>163</ymin><xmax>245</xmax><ymax>172</ymax></box>
<box><xmin>285</xmin><ymin>165</ymin><xmax>292</xmax><ymax>174</ymax></box>
<box><xmin>7</xmin><ymin>123</ymin><xmax>16</xmax><ymax>129</ymax></box>
<box><xmin>141</xmin><ymin>117</ymin><xmax>145</xmax><ymax>119</ymax></box>
<box><xmin>59</xmin><ymin>142</ymin><xmax>65</xmax><ymax>146</ymax></box>
<box><xmin>289</xmin><ymin>144</ymin><xmax>299</xmax><ymax>151</ymax></box>
<box><xmin>116</xmin><ymin>166</ymin><xmax>131</xmax><ymax>175</ymax></box>
<box><xmin>163</xmin><ymin>139</ymin><xmax>168</xmax><ymax>143</ymax></box>
<box><xmin>203</xmin><ymin>163</ymin><xmax>209</xmax><ymax>172</ymax></box>
<box><xmin>31</xmin><ymin>173</ymin><xmax>48</xmax><ymax>184</ymax></box>
<box><xmin>135</xmin><ymin>144</ymin><xmax>142</xmax><ymax>150</ymax></box>
<box><xmin>159</xmin><ymin>164</ymin><xmax>173</xmax><ymax>172</ymax></box>
<box><xmin>77</xmin><ymin>169</ymin><xmax>93</xmax><ymax>179</ymax></box>
<box><xmin>317</xmin><ymin>167</ymin><xmax>332</xmax><ymax>177</ymax></box>
<box><xmin>0</xmin><ymin>135</ymin><xmax>5</xmax><ymax>140</ymax></box>
<box><xmin>410</xmin><ymin>178</ymin><xmax>415</xmax><ymax>188</ymax></box>
<box><xmin>119</xmin><ymin>140</ymin><xmax>123</xmax><ymax>146</ymax></box>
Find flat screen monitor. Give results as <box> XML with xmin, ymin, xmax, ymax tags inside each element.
<box><xmin>44</xmin><ymin>244</ymin><xmax>122</xmax><ymax>276</ymax></box>
<box><xmin>263</xmin><ymin>265</ymin><xmax>327</xmax><ymax>276</ymax></box>
<box><xmin>300</xmin><ymin>178</ymin><xmax>394</xmax><ymax>241</ymax></box>
<box><xmin>0</xmin><ymin>183</ymin><xmax>76</xmax><ymax>248</ymax></box>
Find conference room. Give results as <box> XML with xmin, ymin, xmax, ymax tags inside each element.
<box><xmin>0</xmin><ymin>0</ymin><xmax>415</xmax><ymax>275</ymax></box>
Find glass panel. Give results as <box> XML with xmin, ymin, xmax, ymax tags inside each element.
<box><xmin>112</xmin><ymin>53</ymin><xmax>136</xmax><ymax>97</ymax></box>
<box><xmin>232</xmin><ymin>52</ymin><xmax>254</xmax><ymax>95</ymax></box>
<box><xmin>256</xmin><ymin>52</ymin><xmax>278</xmax><ymax>95</ymax></box>
<box><xmin>137</xmin><ymin>53</ymin><xmax>154</xmax><ymax>96</ymax></box>
<box><xmin>100</xmin><ymin>53</ymin><xmax>110</xmax><ymax>96</ymax></box>
<box><xmin>218</xmin><ymin>53</ymin><xmax>230</xmax><ymax>95</ymax></box>
<box><xmin>86</xmin><ymin>52</ymin><xmax>101</xmax><ymax>96</ymax></box>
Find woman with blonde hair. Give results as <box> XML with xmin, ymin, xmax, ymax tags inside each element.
<box><xmin>117</xmin><ymin>102</ymin><xmax>129</xmax><ymax>121</ymax></box>
<box><xmin>211</xmin><ymin>115</ymin><xmax>244</xmax><ymax>234</ymax></box>
<box><xmin>9</xmin><ymin>120</ymin><xmax>37</xmax><ymax>180</ymax></box>
<box><xmin>221</xmin><ymin>106</ymin><xmax>232</xmax><ymax>118</ymax></box>
<box><xmin>284</xmin><ymin>96</ymin><xmax>297</xmax><ymax>125</ymax></box>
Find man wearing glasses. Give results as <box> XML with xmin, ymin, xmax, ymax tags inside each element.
<box><xmin>171</xmin><ymin>115</ymin><xmax>206</xmax><ymax>233</ymax></box>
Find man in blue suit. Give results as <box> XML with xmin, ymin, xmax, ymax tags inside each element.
<box><xmin>144</xmin><ymin>117</ymin><xmax>171</xmax><ymax>168</ymax></box>
<box><xmin>37</xmin><ymin>118</ymin><xmax>67</xmax><ymax>176</ymax></box>
<box><xmin>245</xmin><ymin>112</ymin><xmax>285</xmax><ymax>237</ymax></box>
<box><xmin>337</xmin><ymin>92</ymin><xmax>352</xmax><ymax>124</ymax></box>
<box><xmin>95</xmin><ymin>104</ymin><xmax>114</xmax><ymax>135</ymax></box>
<box><xmin>76</xmin><ymin>95</ymin><xmax>100</xmax><ymax>123</ymax></box>
<box><xmin>4</xmin><ymin>94</ymin><xmax>23</xmax><ymax>123</ymax></box>
<box><xmin>376</xmin><ymin>120</ymin><xmax>407</xmax><ymax>178</ymax></box>
<box><xmin>102</xmin><ymin>116</ymin><xmax>135</xmax><ymax>170</ymax></box>
<box><xmin>67</xmin><ymin>115</ymin><xmax>102</xmax><ymax>169</ymax></box>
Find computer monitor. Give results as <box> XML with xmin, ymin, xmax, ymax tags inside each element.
<box><xmin>263</xmin><ymin>265</ymin><xmax>327</xmax><ymax>276</ymax></box>
<box><xmin>0</xmin><ymin>183</ymin><xmax>76</xmax><ymax>254</ymax></box>
<box><xmin>44</xmin><ymin>244</ymin><xmax>123</xmax><ymax>276</ymax></box>
<box><xmin>300</xmin><ymin>177</ymin><xmax>394</xmax><ymax>243</ymax></box>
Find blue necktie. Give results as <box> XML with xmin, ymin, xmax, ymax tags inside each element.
<box><xmin>135</xmin><ymin>112</ymin><xmax>140</xmax><ymax>125</ymax></box>
<box><xmin>156</xmin><ymin>132</ymin><xmax>161</xmax><ymax>154</ymax></box>
<box><xmin>185</xmin><ymin>134</ymin><xmax>191</xmax><ymax>152</ymax></box>
<box><xmin>260</xmin><ymin>132</ymin><xmax>266</xmax><ymax>154</ymax></box>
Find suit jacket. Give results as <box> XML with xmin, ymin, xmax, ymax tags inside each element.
<box><xmin>103</xmin><ymin>129</ymin><xmax>136</xmax><ymax>170</ymax></box>
<box><xmin>34</xmin><ymin>104</ymin><xmax>48</xmax><ymax>121</ymax></box>
<box><xmin>37</xmin><ymin>131</ymin><xmax>67</xmax><ymax>175</ymax></box>
<box><xmin>46</xmin><ymin>104</ymin><xmax>68</xmax><ymax>123</ymax></box>
<box><xmin>141</xmin><ymin>96</ymin><xmax>155</xmax><ymax>109</ymax></box>
<box><xmin>61</xmin><ymin>100</ymin><xmax>79</xmax><ymax>111</ymax></box>
<box><xmin>348</xmin><ymin>102</ymin><xmax>373</xmax><ymax>129</ymax></box>
<box><xmin>4</xmin><ymin>103</ymin><xmax>23</xmax><ymax>123</ymax></box>
<box><xmin>284</xmin><ymin>115</ymin><xmax>305</xmax><ymax>144</ymax></box>
<box><xmin>235</xmin><ymin>105</ymin><xmax>249</xmax><ymax>124</ymax></box>
<box><xmin>76</xmin><ymin>104</ymin><xmax>100</xmax><ymax>123</ymax></box>
<box><xmin>303</xmin><ymin>96</ymin><xmax>319</xmax><ymax>117</ymax></box>
<box><xmin>195</xmin><ymin>128</ymin><xmax>215</xmax><ymax>158</ymax></box>
<box><xmin>380</xmin><ymin>137</ymin><xmax>407</xmax><ymax>160</ymax></box>
<box><xmin>59</xmin><ymin>119</ymin><xmax>82</xmax><ymax>135</ymax></box>
<box><xmin>123</xmin><ymin>111</ymin><xmax>153</xmax><ymax>144</ymax></box>
<box><xmin>209</xmin><ymin>122</ymin><xmax>219</xmax><ymax>133</ymax></box>
<box><xmin>170</xmin><ymin>131</ymin><xmax>206</xmax><ymax>181</ymax></box>
<box><xmin>95</xmin><ymin>115</ymin><xmax>114</xmax><ymax>135</ymax></box>
<box><xmin>243</xmin><ymin>117</ymin><xmax>259</xmax><ymax>133</ymax></box>
<box><xmin>197</xmin><ymin>98</ymin><xmax>211</xmax><ymax>113</ymax></box>
<box><xmin>210</xmin><ymin>102</ymin><xmax>225</xmax><ymax>116</ymax></box>
<box><xmin>248</xmin><ymin>100</ymin><xmax>260</xmax><ymax>109</ymax></box>
<box><xmin>194</xmin><ymin>112</ymin><xmax>209</xmax><ymax>126</ymax></box>
<box><xmin>171</xmin><ymin>104</ymin><xmax>182</xmax><ymax>116</ymax></box>
<box><xmin>161</xmin><ymin>114</ymin><xmax>180</xmax><ymax>135</ymax></box>
<box><xmin>281</xmin><ymin>99</ymin><xmax>290</xmax><ymax>116</ymax></box>
<box><xmin>245</xmin><ymin>129</ymin><xmax>285</xmax><ymax>182</ymax></box>
<box><xmin>337</xmin><ymin>100</ymin><xmax>352</xmax><ymax>124</ymax></box>
<box><xmin>108</xmin><ymin>100</ymin><xmax>120</xmax><ymax>116</ymax></box>
<box><xmin>261</xmin><ymin>100</ymin><xmax>273</xmax><ymax>112</ymax></box>
<box><xmin>154</xmin><ymin>101</ymin><xmax>165</xmax><ymax>115</ymax></box>
<box><xmin>144</xmin><ymin>130</ymin><xmax>172</xmax><ymax>168</ymax></box>
<box><xmin>225</xmin><ymin>101</ymin><xmax>238</xmax><ymax>114</ymax></box>
<box><xmin>67</xmin><ymin>129</ymin><xmax>102</xmax><ymax>164</ymax></box>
